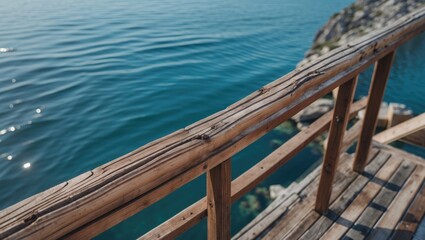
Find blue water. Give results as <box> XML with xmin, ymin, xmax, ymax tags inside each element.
<box><xmin>0</xmin><ymin>0</ymin><xmax>424</xmax><ymax>239</ymax></box>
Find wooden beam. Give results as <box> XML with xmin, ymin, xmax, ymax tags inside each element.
<box><xmin>139</xmin><ymin>99</ymin><xmax>367</xmax><ymax>239</ymax></box>
<box><xmin>316</xmin><ymin>77</ymin><xmax>358</xmax><ymax>214</ymax></box>
<box><xmin>374</xmin><ymin>113</ymin><xmax>425</xmax><ymax>144</ymax></box>
<box><xmin>207</xmin><ymin>159</ymin><xmax>231</xmax><ymax>240</ymax></box>
<box><xmin>353</xmin><ymin>51</ymin><xmax>395</xmax><ymax>173</ymax></box>
<box><xmin>2</xmin><ymin>8</ymin><xmax>425</xmax><ymax>240</ymax></box>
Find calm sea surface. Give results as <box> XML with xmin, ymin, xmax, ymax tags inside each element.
<box><xmin>1</xmin><ymin>0</ymin><xmax>424</xmax><ymax>238</ymax></box>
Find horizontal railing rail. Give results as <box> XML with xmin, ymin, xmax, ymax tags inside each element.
<box><xmin>1</xmin><ymin>6</ymin><xmax>424</xmax><ymax>240</ymax></box>
<box><xmin>140</xmin><ymin>98</ymin><xmax>367</xmax><ymax>240</ymax></box>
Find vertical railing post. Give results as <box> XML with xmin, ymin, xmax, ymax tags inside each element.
<box><xmin>207</xmin><ymin>159</ymin><xmax>231</xmax><ymax>240</ymax></box>
<box><xmin>353</xmin><ymin>51</ymin><xmax>395</xmax><ymax>173</ymax></box>
<box><xmin>315</xmin><ymin>76</ymin><xmax>358</xmax><ymax>214</ymax></box>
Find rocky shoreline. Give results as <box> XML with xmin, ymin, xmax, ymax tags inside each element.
<box><xmin>298</xmin><ymin>0</ymin><xmax>424</xmax><ymax>67</ymax></box>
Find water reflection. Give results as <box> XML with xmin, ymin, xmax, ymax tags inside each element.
<box><xmin>0</xmin><ymin>48</ymin><xmax>15</xmax><ymax>53</ymax></box>
<box><xmin>23</xmin><ymin>162</ymin><xmax>31</xmax><ymax>169</ymax></box>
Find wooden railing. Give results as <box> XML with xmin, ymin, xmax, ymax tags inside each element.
<box><xmin>1</xmin><ymin>7</ymin><xmax>424</xmax><ymax>240</ymax></box>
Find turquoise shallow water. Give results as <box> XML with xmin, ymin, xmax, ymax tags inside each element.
<box><xmin>0</xmin><ymin>0</ymin><xmax>424</xmax><ymax>239</ymax></box>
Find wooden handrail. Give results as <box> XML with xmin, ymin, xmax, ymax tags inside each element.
<box><xmin>140</xmin><ymin>98</ymin><xmax>367</xmax><ymax>239</ymax></box>
<box><xmin>1</xmin><ymin>7</ymin><xmax>424</xmax><ymax>240</ymax></box>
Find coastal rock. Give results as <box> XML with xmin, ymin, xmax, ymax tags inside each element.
<box><xmin>357</xmin><ymin>101</ymin><xmax>413</xmax><ymax>128</ymax></box>
<box><xmin>291</xmin><ymin>98</ymin><xmax>334</xmax><ymax>123</ymax></box>
<box><xmin>269</xmin><ymin>185</ymin><xmax>285</xmax><ymax>199</ymax></box>
<box><xmin>298</xmin><ymin>0</ymin><xmax>425</xmax><ymax>67</ymax></box>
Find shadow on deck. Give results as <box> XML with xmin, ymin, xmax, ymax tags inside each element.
<box><xmin>234</xmin><ymin>142</ymin><xmax>425</xmax><ymax>240</ymax></box>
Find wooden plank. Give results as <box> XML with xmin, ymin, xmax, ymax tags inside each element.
<box><xmin>372</xmin><ymin>141</ymin><xmax>425</xmax><ymax>167</ymax></box>
<box><xmin>234</xmin><ymin>162</ymin><xmax>327</xmax><ymax>239</ymax></box>
<box><xmin>233</xmin><ymin>194</ymin><xmax>300</xmax><ymax>240</ymax></box>
<box><xmin>374</xmin><ymin>113</ymin><xmax>425</xmax><ymax>144</ymax></box>
<box><xmin>207</xmin><ymin>159</ymin><xmax>231</xmax><ymax>240</ymax></box>
<box><xmin>386</xmin><ymin>104</ymin><xmax>425</xmax><ymax>147</ymax></box>
<box><xmin>141</xmin><ymin>99</ymin><xmax>367</xmax><ymax>240</ymax></box>
<box><xmin>233</xmin><ymin>171</ymin><xmax>319</xmax><ymax>239</ymax></box>
<box><xmin>300</xmin><ymin>152</ymin><xmax>392</xmax><ymax>240</ymax></box>
<box><xmin>284</xmin><ymin>149</ymin><xmax>387</xmax><ymax>240</ymax></box>
<box><xmin>343</xmin><ymin>160</ymin><xmax>416</xmax><ymax>239</ymax></box>
<box><xmin>319</xmin><ymin>156</ymin><xmax>401</xmax><ymax>240</ymax></box>
<box><xmin>390</xmin><ymin>180</ymin><xmax>425</xmax><ymax>239</ymax></box>
<box><xmin>2</xmin><ymin>9</ymin><xmax>425</xmax><ymax>240</ymax></box>
<box><xmin>316</xmin><ymin>77</ymin><xmax>358</xmax><ymax>213</ymax></box>
<box><xmin>283</xmin><ymin>211</ymin><xmax>321</xmax><ymax>240</ymax></box>
<box><xmin>262</xmin><ymin>150</ymin><xmax>378</xmax><ymax>240</ymax></box>
<box><xmin>368</xmin><ymin>165</ymin><xmax>425</xmax><ymax>240</ymax></box>
<box><xmin>401</xmin><ymin>130</ymin><xmax>425</xmax><ymax>148</ymax></box>
<box><xmin>353</xmin><ymin>51</ymin><xmax>395</xmax><ymax>173</ymax></box>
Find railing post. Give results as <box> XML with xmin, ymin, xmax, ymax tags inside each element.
<box><xmin>207</xmin><ymin>159</ymin><xmax>231</xmax><ymax>240</ymax></box>
<box><xmin>353</xmin><ymin>51</ymin><xmax>395</xmax><ymax>173</ymax></box>
<box><xmin>315</xmin><ymin>76</ymin><xmax>358</xmax><ymax>214</ymax></box>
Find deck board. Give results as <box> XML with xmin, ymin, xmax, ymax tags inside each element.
<box><xmin>298</xmin><ymin>151</ymin><xmax>390</xmax><ymax>240</ymax></box>
<box><xmin>234</xmin><ymin>143</ymin><xmax>425</xmax><ymax>240</ymax></box>
<box><xmin>367</xmin><ymin>165</ymin><xmax>425</xmax><ymax>240</ymax></box>
<box><xmin>320</xmin><ymin>157</ymin><xmax>401</xmax><ymax>239</ymax></box>
<box><xmin>299</xmin><ymin>152</ymin><xmax>392</xmax><ymax>240</ymax></box>
<box><xmin>343</xmin><ymin>160</ymin><xmax>416</xmax><ymax>239</ymax></box>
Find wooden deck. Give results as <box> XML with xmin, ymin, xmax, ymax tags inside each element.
<box><xmin>234</xmin><ymin>142</ymin><xmax>425</xmax><ymax>240</ymax></box>
<box><xmin>1</xmin><ymin>8</ymin><xmax>424</xmax><ymax>239</ymax></box>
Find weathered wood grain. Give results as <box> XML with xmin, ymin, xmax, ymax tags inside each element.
<box><xmin>301</xmin><ymin>151</ymin><xmax>391</xmax><ymax>240</ymax></box>
<box><xmin>316</xmin><ymin>77</ymin><xmax>358</xmax><ymax>213</ymax></box>
<box><xmin>374</xmin><ymin>113</ymin><xmax>425</xmax><ymax>144</ymax></box>
<box><xmin>372</xmin><ymin>141</ymin><xmax>425</xmax><ymax>167</ymax></box>
<box><xmin>390</xmin><ymin>180</ymin><xmax>425</xmax><ymax>239</ymax></box>
<box><xmin>282</xmin><ymin>149</ymin><xmax>386</xmax><ymax>240</ymax></box>
<box><xmin>261</xmin><ymin>150</ymin><xmax>379</xmax><ymax>240</ymax></box>
<box><xmin>353</xmin><ymin>51</ymin><xmax>395</xmax><ymax>173</ymax></box>
<box><xmin>141</xmin><ymin>99</ymin><xmax>367</xmax><ymax>240</ymax></box>
<box><xmin>207</xmin><ymin>159</ymin><xmax>231</xmax><ymax>240</ymax></box>
<box><xmin>343</xmin><ymin>160</ymin><xmax>416</xmax><ymax>239</ymax></box>
<box><xmin>233</xmin><ymin>165</ymin><xmax>322</xmax><ymax>239</ymax></box>
<box><xmin>367</xmin><ymin>165</ymin><xmax>425</xmax><ymax>240</ymax></box>
<box><xmin>319</xmin><ymin>157</ymin><xmax>401</xmax><ymax>240</ymax></box>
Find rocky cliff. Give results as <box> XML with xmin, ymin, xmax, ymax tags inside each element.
<box><xmin>298</xmin><ymin>0</ymin><xmax>425</xmax><ymax>67</ymax></box>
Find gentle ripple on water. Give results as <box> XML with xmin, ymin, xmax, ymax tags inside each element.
<box><xmin>0</xmin><ymin>0</ymin><xmax>424</xmax><ymax>239</ymax></box>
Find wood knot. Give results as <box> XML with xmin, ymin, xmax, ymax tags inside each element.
<box><xmin>194</xmin><ymin>134</ymin><xmax>211</xmax><ymax>142</ymax></box>
<box><xmin>24</xmin><ymin>212</ymin><xmax>38</xmax><ymax>224</ymax></box>
<box><xmin>258</xmin><ymin>87</ymin><xmax>270</xmax><ymax>94</ymax></box>
<box><xmin>335</xmin><ymin>116</ymin><xmax>341</xmax><ymax>123</ymax></box>
<box><xmin>373</xmin><ymin>42</ymin><xmax>379</xmax><ymax>53</ymax></box>
<box><xmin>211</xmin><ymin>121</ymin><xmax>226</xmax><ymax>130</ymax></box>
<box><xmin>325</xmin><ymin>164</ymin><xmax>332</xmax><ymax>173</ymax></box>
